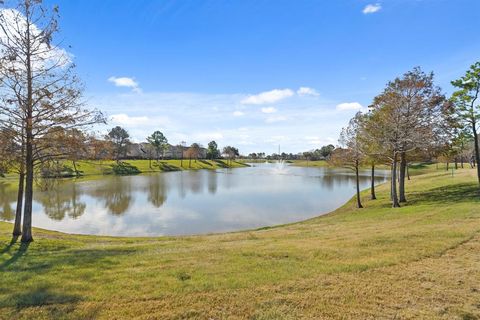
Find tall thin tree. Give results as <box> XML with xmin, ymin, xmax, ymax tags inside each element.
<box><xmin>0</xmin><ymin>1</ymin><xmax>104</xmax><ymax>242</ymax></box>
<box><xmin>451</xmin><ymin>62</ymin><xmax>480</xmax><ymax>186</ymax></box>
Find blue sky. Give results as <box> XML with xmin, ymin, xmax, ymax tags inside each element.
<box><xmin>38</xmin><ymin>0</ymin><xmax>480</xmax><ymax>154</ymax></box>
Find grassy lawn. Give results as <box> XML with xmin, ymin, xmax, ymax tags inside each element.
<box><xmin>72</xmin><ymin>159</ymin><xmax>248</xmax><ymax>175</ymax></box>
<box><xmin>291</xmin><ymin>160</ymin><xmax>329</xmax><ymax>167</ymax></box>
<box><xmin>0</xmin><ymin>168</ymin><xmax>479</xmax><ymax>319</ymax></box>
<box><xmin>2</xmin><ymin>160</ymin><xmax>247</xmax><ymax>183</ymax></box>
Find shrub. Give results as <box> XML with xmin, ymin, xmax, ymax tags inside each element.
<box><xmin>111</xmin><ymin>162</ymin><xmax>141</xmax><ymax>175</ymax></box>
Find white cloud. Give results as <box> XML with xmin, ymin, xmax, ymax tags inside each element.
<box><xmin>192</xmin><ymin>132</ymin><xmax>224</xmax><ymax>141</ymax></box>
<box><xmin>241</xmin><ymin>89</ymin><xmax>294</xmax><ymax>105</ymax></box>
<box><xmin>305</xmin><ymin>136</ymin><xmax>336</xmax><ymax>146</ymax></box>
<box><xmin>108</xmin><ymin>76</ymin><xmax>141</xmax><ymax>93</ymax></box>
<box><xmin>265</xmin><ymin>115</ymin><xmax>287</xmax><ymax>123</ymax></box>
<box><xmin>261</xmin><ymin>107</ymin><xmax>277</xmax><ymax>114</ymax></box>
<box><xmin>110</xmin><ymin>113</ymin><xmax>150</xmax><ymax>126</ymax></box>
<box><xmin>362</xmin><ymin>3</ymin><xmax>381</xmax><ymax>14</ymax></box>
<box><xmin>264</xmin><ymin>135</ymin><xmax>286</xmax><ymax>143</ymax></box>
<box><xmin>233</xmin><ymin>111</ymin><xmax>245</xmax><ymax>116</ymax></box>
<box><xmin>0</xmin><ymin>9</ymin><xmax>72</xmax><ymax>70</ymax></box>
<box><xmin>336</xmin><ymin>102</ymin><xmax>364</xmax><ymax>111</ymax></box>
<box><xmin>297</xmin><ymin>87</ymin><xmax>319</xmax><ymax>96</ymax></box>
<box><xmin>110</xmin><ymin>113</ymin><xmax>170</xmax><ymax>128</ymax></box>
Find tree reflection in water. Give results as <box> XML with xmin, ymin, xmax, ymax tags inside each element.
<box><xmin>188</xmin><ymin>171</ymin><xmax>203</xmax><ymax>194</ymax></box>
<box><xmin>207</xmin><ymin>170</ymin><xmax>217</xmax><ymax>195</ymax></box>
<box><xmin>88</xmin><ymin>177</ymin><xmax>132</xmax><ymax>215</ymax></box>
<box><xmin>317</xmin><ymin>170</ymin><xmax>384</xmax><ymax>190</ymax></box>
<box><xmin>0</xmin><ymin>183</ymin><xmax>16</xmax><ymax>221</ymax></box>
<box><xmin>35</xmin><ymin>182</ymin><xmax>86</xmax><ymax>221</ymax></box>
<box><xmin>146</xmin><ymin>174</ymin><xmax>168</xmax><ymax>208</ymax></box>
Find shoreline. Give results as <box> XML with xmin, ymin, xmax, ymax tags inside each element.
<box><xmin>0</xmin><ymin>162</ymin><xmax>388</xmax><ymax>239</ymax></box>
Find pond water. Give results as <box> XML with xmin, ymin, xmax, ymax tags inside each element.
<box><xmin>0</xmin><ymin>163</ymin><xmax>388</xmax><ymax>236</ymax></box>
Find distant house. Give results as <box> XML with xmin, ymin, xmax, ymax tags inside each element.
<box><xmin>125</xmin><ymin>143</ymin><xmax>207</xmax><ymax>159</ymax></box>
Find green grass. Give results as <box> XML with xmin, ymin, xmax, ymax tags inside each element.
<box><xmin>291</xmin><ymin>159</ymin><xmax>329</xmax><ymax>167</ymax></box>
<box><xmin>70</xmin><ymin>159</ymin><xmax>248</xmax><ymax>175</ymax></box>
<box><xmin>1</xmin><ymin>168</ymin><xmax>480</xmax><ymax>319</ymax></box>
<box><xmin>3</xmin><ymin>159</ymin><xmax>248</xmax><ymax>180</ymax></box>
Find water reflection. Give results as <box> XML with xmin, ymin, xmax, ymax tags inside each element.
<box><xmin>88</xmin><ymin>177</ymin><xmax>133</xmax><ymax>216</ymax></box>
<box><xmin>146</xmin><ymin>174</ymin><xmax>167</xmax><ymax>208</ymax></box>
<box><xmin>36</xmin><ymin>183</ymin><xmax>86</xmax><ymax>220</ymax></box>
<box><xmin>187</xmin><ymin>171</ymin><xmax>203</xmax><ymax>194</ymax></box>
<box><xmin>0</xmin><ymin>164</ymin><xmax>388</xmax><ymax>236</ymax></box>
<box><xmin>0</xmin><ymin>183</ymin><xmax>15</xmax><ymax>221</ymax></box>
<box><xmin>207</xmin><ymin>170</ymin><xmax>217</xmax><ymax>194</ymax></box>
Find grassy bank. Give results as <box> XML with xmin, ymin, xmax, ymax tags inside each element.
<box><xmin>70</xmin><ymin>159</ymin><xmax>248</xmax><ymax>175</ymax></box>
<box><xmin>1</xmin><ymin>168</ymin><xmax>479</xmax><ymax>319</ymax></box>
<box><xmin>291</xmin><ymin>159</ymin><xmax>329</xmax><ymax>167</ymax></box>
<box><xmin>0</xmin><ymin>159</ymin><xmax>248</xmax><ymax>184</ymax></box>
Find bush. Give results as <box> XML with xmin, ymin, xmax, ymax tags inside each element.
<box><xmin>111</xmin><ymin>162</ymin><xmax>141</xmax><ymax>175</ymax></box>
<box><xmin>41</xmin><ymin>164</ymin><xmax>77</xmax><ymax>178</ymax></box>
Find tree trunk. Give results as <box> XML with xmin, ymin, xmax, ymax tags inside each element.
<box><xmin>72</xmin><ymin>159</ymin><xmax>78</xmax><ymax>175</ymax></box>
<box><xmin>22</xmin><ymin>122</ymin><xmax>34</xmax><ymax>242</ymax></box>
<box><xmin>473</xmin><ymin>122</ymin><xmax>480</xmax><ymax>186</ymax></box>
<box><xmin>22</xmin><ymin>138</ymin><xmax>34</xmax><ymax>242</ymax></box>
<box><xmin>461</xmin><ymin>156</ymin><xmax>464</xmax><ymax>169</ymax></box>
<box><xmin>370</xmin><ymin>162</ymin><xmax>376</xmax><ymax>200</ymax></box>
<box><xmin>399</xmin><ymin>152</ymin><xmax>407</xmax><ymax>203</ymax></box>
<box><xmin>355</xmin><ymin>164</ymin><xmax>363</xmax><ymax>208</ymax></box>
<box><xmin>446</xmin><ymin>162</ymin><xmax>449</xmax><ymax>171</ymax></box>
<box><xmin>454</xmin><ymin>158</ymin><xmax>458</xmax><ymax>170</ymax></box>
<box><xmin>407</xmin><ymin>163</ymin><xmax>410</xmax><ymax>180</ymax></box>
<box><xmin>13</xmin><ymin>172</ymin><xmax>24</xmax><ymax>236</ymax></box>
<box><xmin>13</xmin><ymin>134</ymin><xmax>25</xmax><ymax>237</ymax></box>
<box><xmin>21</xmin><ymin>16</ymin><xmax>34</xmax><ymax>243</ymax></box>
<box><xmin>391</xmin><ymin>154</ymin><xmax>400</xmax><ymax>208</ymax></box>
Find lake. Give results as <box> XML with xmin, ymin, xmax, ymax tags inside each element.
<box><xmin>0</xmin><ymin>162</ymin><xmax>388</xmax><ymax>236</ymax></box>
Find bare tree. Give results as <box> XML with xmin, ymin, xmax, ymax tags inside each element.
<box><xmin>185</xmin><ymin>143</ymin><xmax>201</xmax><ymax>167</ymax></box>
<box><xmin>329</xmin><ymin>112</ymin><xmax>365</xmax><ymax>208</ymax></box>
<box><xmin>177</xmin><ymin>141</ymin><xmax>186</xmax><ymax>167</ymax></box>
<box><xmin>357</xmin><ymin>113</ymin><xmax>386</xmax><ymax>201</ymax></box>
<box><xmin>0</xmin><ymin>1</ymin><xmax>104</xmax><ymax>242</ymax></box>
<box><xmin>222</xmin><ymin>146</ymin><xmax>239</xmax><ymax>166</ymax></box>
<box><xmin>87</xmin><ymin>134</ymin><xmax>112</xmax><ymax>162</ymax></box>
<box><xmin>368</xmin><ymin>68</ymin><xmax>445</xmax><ymax>207</ymax></box>
<box><xmin>0</xmin><ymin>126</ymin><xmax>25</xmax><ymax>235</ymax></box>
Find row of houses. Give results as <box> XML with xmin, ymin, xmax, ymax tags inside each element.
<box><xmin>125</xmin><ymin>143</ymin><xmax>208</xmax><ymax>159</ymax></box>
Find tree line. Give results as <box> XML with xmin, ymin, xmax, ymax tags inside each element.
<box><xmin>330</xmin><ymin>65</ymin><xmax>480</xmax><ymax>209</ymax></box>
<box><xmin>105</xmin><ymin>126</ymin><xmax>240</xmax><ymax>166</ymax></box>
<box><xmin>245</xmin><ymin>145</ymin><xmax>336</xmax><ymax>161</ymax></box>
